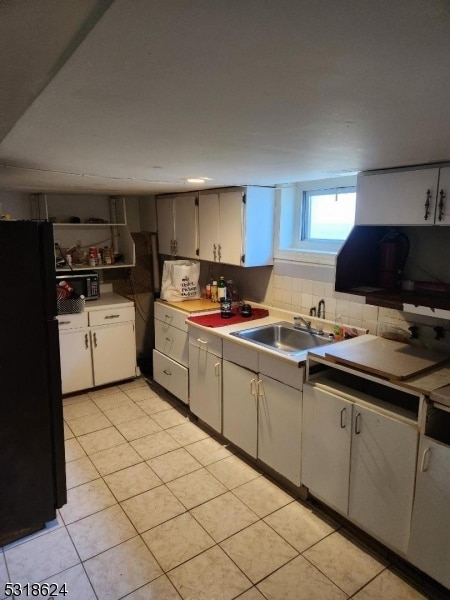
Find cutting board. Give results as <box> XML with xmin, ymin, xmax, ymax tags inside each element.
<box><xmin>159</xmin><ymin>298</ymin><xmax>220</xmax><ymax>313</ymax></box>
<box><xmin>324</xmin><ymin>337</ymin><xmax>450</xmax><ymax>381</ymax></box>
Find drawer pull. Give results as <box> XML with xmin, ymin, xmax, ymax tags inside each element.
<box><xmin>59</xmin><ymin>320</ymin><xmax>71</xmax><ymax>325</ymax></box>
<box><xmin>354</xmin><ymin>412</ymin><xmax>361</xmax><ymax>435</ymax></box>
<box><xmin>104</xmin><ymin>314</ymin><xmax>120</xmax><ymax>319</ymax></box>
<box><xmin>163</xmin><ymin>369</ymin><xmax>172</xmax><ymax>376</ymax></box>
<box><xmin>250</xmin><ymin>378</ymin><xmax>257</xmax><ymax>398</ymax></box>
<box><xmin>420</xmin><ymin>447</ymin><xmax>431</xmax><ymax>472</ymax></box>
<box><xmin>164</xmin><ymin>314</ymin><xmax>172</xmax><ymax>319</ymax></box>
<box><xmin>197</xmin><ymin>338</ymin><xmax>208</xmax><ymax>344</ymax></box>
<box><xmin>257</xmin><ymin>379</ymin><xmax>264</xmax><ymax>397</ymax></box>
<box><xmin>214</xmin><ymin>362</ymin><xmax>220</xmax><ymax>376</ymax></box>
<box><xmin>85</xmin><ymin>333</ymin><xmax>89</xmax><ymax>349</ymax></box>
<box><xmin>165</xmin><ymin>337</ymin><xmax>173</xmax><ymax>342</ymax></box>
<box><xmin>340</xmin><ymin>407</ymin><xmax>346</xmax><ymax>428</ymax></box>
<box><xmin>93</xmin><ymin>332</ymin><xmax>98</xmax><ymax>347</ymax></box>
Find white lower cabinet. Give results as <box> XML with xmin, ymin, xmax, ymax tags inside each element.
<box><xmin>222</xmin><ymin>360</ymin><xmax>258</xmax><ymax>458</ymax></box>
<box><xmin>154</xmin><ymin>302</ymin><xmax>190</xmax><ymax>403</ymax></box>
<box><xmin>302</xmin><ymin>384</ymin><xmax>352</xmax><ymax>514</ymax></box>
<box><xmin>302</xmin><ymin>381</ymin><xmax>418</xmax><ymax>555</ymax></box>
<box><xmin>91</xmin><ymin>322</ymin><xmax>137</xmax><ymax>387</ymax></box>
<box><xmin>59</xmin><ymin>328</ymin><xmax>94</xmax><ymax>394</ymax></box>
<box><xmin>189</xmin><ymin>343</ymin><xmax>222</xmax><ymax>432</ymax></box>
<box><xmin>407</xmin><ymin>435</ymin><xmax>450</xmax><ymax>589</ymax></box>
<box><xmin>258</xmin><ymin>374</ymin><xmax>302</xmax><ymax>486</ymax></box>
<box><xmin>188</xmin><ymin>329</ymin><xmax>222</xmax><ymax>432</ymax></box>
<box><xmin>221</xmin><ymin>339</ymin><xmax>303</xmax><ymax>486</ymax></box>
<box><xmin>58</xmin><ymin>302</ymin><xmax>137</xmax><ymax>394</ymax></box>
<box><xmin>153</xmin><ymin>350</ymin><xmax>188</xmax><ymax>404</ymax></box>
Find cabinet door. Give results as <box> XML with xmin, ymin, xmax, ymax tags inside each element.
<box><xmin>188</xmin><ymin>344</ymin><xmax>222</xmax><ymax>433</ymax></box>
<box><xmin>257</xmin><ymin>374</ymin><xmax>302</xmax><ymax>486</ymax></box>
<box><xmin>407</xmin><ymin>436</ymin><xmax>450</xmax><ymax>588</ymax></box>
<box><xmin>156</xmin><ymin>196</ymin><xmax>175</xmax><ymax>255</ymax></box>
<box><xmin>436</xmin><ymin>166</ymin><xmax>450</xmax><ymax>225</ymax></box>
<box><xmin>301</xmin><ymin>383</ymin><xmax>352</xmax><ymax>514</ymax></box>
<box><xmin>349</xmin><ymin>404</ymin><xmax>418</xmax><ymax>554</ymax></box>
<box><xmin>355</xmin><ymin>168</ymin><xmax>439</xmax><ymax>225</ymax></box>
<box><xmin>222</xmin><ymin>360</ymin><xmax>258</xmax><ymax>458</ymax></box>
<box><xmin>218</xmin><ymin>190</ymin><xmax>243</xmax><ymax>266</ymax></box>
<box><xmin>59</xmin><ymin>329</ymin><xmax>93</xmax><ymax>394</ymax></box>
<box><xmin>174</xmin><ymin>194</ymin><xmax>198</xmax><ymax>258</ymax></box>
<box><xmin>91</xmin><ymin>322</ymin><xmax>136</xmax><ymax>387</ymax></box>
<box><xmin>198</xmin><ymin>193</ymin><xmax>219</xmax><ymax>261</ymax></box>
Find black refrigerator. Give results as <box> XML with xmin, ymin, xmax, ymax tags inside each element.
<box><xmin>0</xmin><ymin>220</ymin><xmax>66</xmax><ymax>546</ymax></box>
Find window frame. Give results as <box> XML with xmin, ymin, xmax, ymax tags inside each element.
<box><xmin>301</xmin><ymin>185</ymin><xmax>357</xmax><ymax>243</ymax></box>
<box><xmin>274</xmin><ymin>175</ymin><xmax>358</xmax><ymax>264</ymax></box>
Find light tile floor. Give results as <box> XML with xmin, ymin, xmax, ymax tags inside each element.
<box><xmin>0</xmin><ymin>378</ymin><xmax>444</xmax><ymax>600</ymax></box>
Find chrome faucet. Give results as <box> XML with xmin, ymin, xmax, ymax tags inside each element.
<box><xmin>293</xmin><ymin>315</ymin><xmax>312</xmax><ymax>331</ymax></box>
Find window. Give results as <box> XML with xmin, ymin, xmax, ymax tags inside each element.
<box><xmin>275</xmin><ymin>175</ymin><xmax>358</xmax><ymax>263</ymax></box>
<box><xmin>302</xmin><ymin>187</ymin><xmax>356</xmax><ymax>242</ymax></box>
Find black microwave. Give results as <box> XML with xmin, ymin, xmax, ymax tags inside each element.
<box><xmin>55</xmin><ymin>271</ymin><xmax>100</xmax><ymax>300</ymax></box>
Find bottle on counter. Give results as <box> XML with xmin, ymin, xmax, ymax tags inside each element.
<box><xmin>205</xmin><ymin>280</ymin><xmax>211</xmax><ymax>300</ymax></box>
<box><xmin>218</xmin><ymin>276</ymin><xmax>227</xmax><ymax>301</ymax></box>
<box><xmin>211</xmin><ymin>280</ymin><xmax>218</xmax><ymax>302</ymax></box>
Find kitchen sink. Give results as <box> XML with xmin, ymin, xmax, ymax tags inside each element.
<box><xmin>229</xmin><ymin>321</ymin><xmax>334</xmax><ymax>356</ymax></box>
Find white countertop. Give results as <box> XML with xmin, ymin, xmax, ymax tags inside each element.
<box><xmin>84</xmin><ymin>291</ymin><xmax>134</xmax><ymax>311</ymax></box>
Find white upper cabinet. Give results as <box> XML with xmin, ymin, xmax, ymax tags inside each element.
<box><xmin>156</xmin><ymin>193</ymin><xmax>198</xmax><ymax>259</ymax></box>
<box><xmin>356</xmin><ymin>167</ymin><xmax>441</xmax><ymax>225</ymax></box>
<box><xmin>198</xmin><ymin>186</ymin><xmax>275</xmax><ymax>267</ymax></box>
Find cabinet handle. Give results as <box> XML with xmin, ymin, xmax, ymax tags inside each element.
<box><xmin>424</xmin><ymin>189</ymin><xmax>432</xmax><ymax>220</ymax></box>
<box><xmin>420</xmin><ymin>447</ymin><xmax>431</xmax><ymax>472</ymax></box>
<box><xmin>197</xmin><ymin>337</ymin><xmax>208</xmax><ymax>345</ymax></box>
<box><xmin>174</xmin><ymin>239</ymin><xmax>178</xmax><ymax>254</ymax></box>
<box><xmin>170</xmin><ymin>239</ymin><xmax>175</xmax><ymax>254</ymax></box>
<box><xmin>438</xmin><ymin>189</ymin><xmax>445</xmax><ymax>221</ymax></box>
<box><xmin>218</xmin><ymin>243</ymin><xmax>222</xmax><ymax>261</ymax></box>
<box><xmin>104</xmin><ymin>314</ymin><xmax>120</xmax><ymax>319</ymax></box>
<box><xmin>213</xmin><ymin>243</ymin><xmax>217</xmax><ymax>261</ymax></box>
<box><xmin>163</xmin><ymin>369</ymin><xmax>171</xmax><ymax>376</ymax></box>
<box><xmin>60</xmin><ymin>320</ymin><xmax>71</xmax><ymax>325</ymax></box>
<box><xmin>340</xmin><ymin>407</ymin><xmax>346</xmax><ymax>428</ymax></box>
<box><xmin>93</xmin><ymin>332</ymin><xmax>98</xmax><ymax>348</ymax></box>
<box><xmin>164</xmin><ymin>314</ymin><xmax>172</xmax><ymax>320</ymax></box>
<box><xmin>214</xmin><ymin>362</ymin><xmax>221</xmax><ymax>376</ymax></box>
<box><xmin>165</xmin><ymin>337</ymin><xmax>173</xmax><ymax>343</ymax></box>
<box><xmin>257</xmin><ymin>379</ymin><xmax>264</xmax><ymax>397</ymax></box>
<box><xmin>354</xmin><ymin>412</ymin><xmax>361</xmax><ymax>434</ymax></box>
<box><xmin>250</xmin><ymin>378</ymin><xmax>257</xmax><ymax>398</ymax></box>
<box><xmin>85</xmin><ymin>333</ymin><xmax>89</xmax><ymax>349</ymax></box>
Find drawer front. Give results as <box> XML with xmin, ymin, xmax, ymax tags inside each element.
<box><xmin>57</xmin><ymin>312</ymin><xmax>89</xmax><ymax>330</ymax></box>
<box><xmin>223</xmin><ymin>338</ymin><xmax>258</xmax><ymax>372</ymax></box>
<box><xmin>155</xmin><ymin>302</ymin><xmax>188</xmax><ymax>332</ymax></box>
<box><xmin>88</xmin><ymin>306</ymin><xmax>135</xmax><ymax>327</ymax></box>
<box><xmin>188</xmin><ymin>327</ymin><xmax>222</xmax><ymax>357</ymax></box>
<box><xmin>259</xmin><ymin>353</ymin><xmax>304</xmax><ymax>390</ymax></box>
<box><xmin>155</xmin><ymin>320</ymin><xmax>189</xmax><ymax>366</ymax></box>
<box><xmin>153</xmin><ymin>350</ymin><xmax>188</xmax><ymax>404</ymax></box>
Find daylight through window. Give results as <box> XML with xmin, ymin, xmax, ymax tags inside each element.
<box><xmin>302</xmin><ymin>187</ymin><xmax>356</xmax><ymax>241</ymax></box>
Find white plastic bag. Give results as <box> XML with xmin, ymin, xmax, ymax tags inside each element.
<box><xmin>160</xmin><ymin>260</ymin><xmax>201</xmax><ymax>301</ymax></box>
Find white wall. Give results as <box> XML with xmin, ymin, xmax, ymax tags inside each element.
<box><xmin>0</xmin><ymin>191</ymin><xmax>31</xmax><ymax>219</ymax></box>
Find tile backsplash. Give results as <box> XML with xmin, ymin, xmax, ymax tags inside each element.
<box><xmin>194</xmin><ymin>258</ymin><xmax>450</xmax><ymax>352</ymax></box>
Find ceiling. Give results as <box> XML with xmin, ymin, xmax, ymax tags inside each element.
<box><xmin>1</xmin><ymin>0</ymin><xmax>450</xmax><ymax>195</ymax></box>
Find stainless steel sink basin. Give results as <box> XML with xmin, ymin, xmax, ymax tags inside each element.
<box><xmin>229</xmin><ymin>321</ymin><xmax>334</xmax><ymax>356</ymax></box>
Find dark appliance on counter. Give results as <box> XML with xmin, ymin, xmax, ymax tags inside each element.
<box><xmin>0</xmin><ymin>221</ymin><xmax>66</xmax><ymax>546</ymax></box>
<box><xmin>55</xmin><ymin>270</ymin><xmax>100</xmax><ymax>300</ymax></box>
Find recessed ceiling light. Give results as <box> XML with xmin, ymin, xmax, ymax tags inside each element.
<box><xmin>186</xmin><ymin>177</ymin><xmax>213</xmax><ymax>184</ymax></box>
